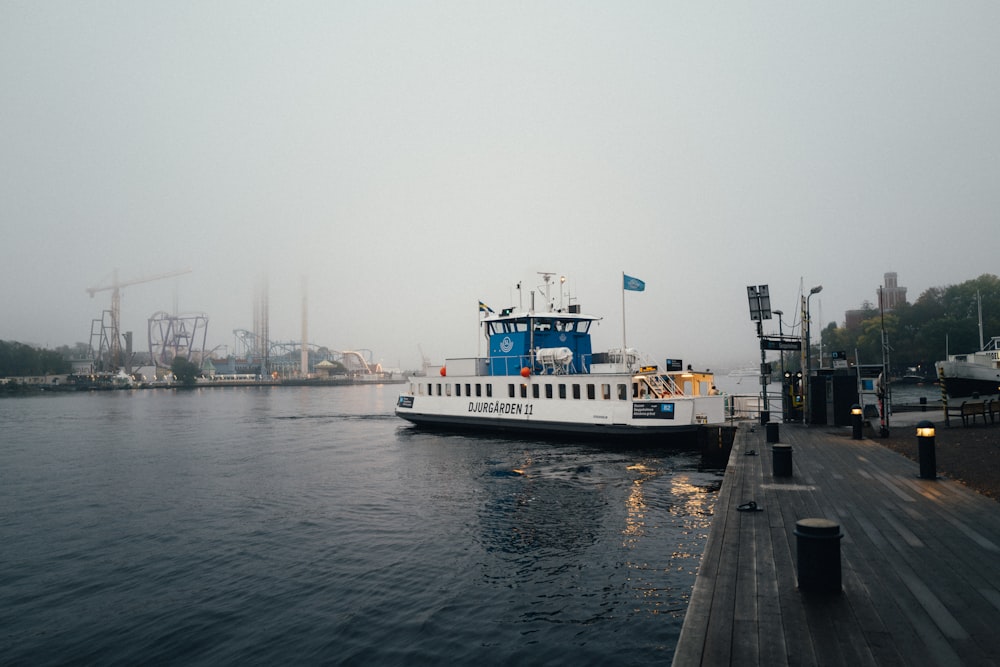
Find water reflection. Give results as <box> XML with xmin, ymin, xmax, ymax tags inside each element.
<box><xmin>479</xmin><ymin>452</ymin><xmax>605</xmax><ymax>558</ymax></box>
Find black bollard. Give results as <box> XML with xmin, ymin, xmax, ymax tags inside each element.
<box><xmin>794</xmin><ymin>518</ymin><xmax>843</xmax><ymax>593</ymax></box>
<box><xmin>917</xmin><ymin>420</ymin><xmax>937</xmax><ymax>480</ymax></box>
<box><xmin>851</xmin><ymin>404</ymin><xmax>863</xmax><ymax>440</ymax></box>
<box><xmin>772</xmin><ymin>444</ymin><xmax>792</xmax><ymax>477</ymax></box>
<box><xmin>766</xmin><ymin>421</ymin><xmax>780</xmax><ymax>443</ymax></box>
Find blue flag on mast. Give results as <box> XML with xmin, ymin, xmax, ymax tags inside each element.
<box><xmin>623</xmin><ymin>274</ymin><xmax>645</xmax><ymax>292</ymax></box>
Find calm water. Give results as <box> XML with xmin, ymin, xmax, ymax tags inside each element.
<box><xmin>1</xmin><ymin>385</ymin><xmax>722</xmax><ymax>665</ymax></box>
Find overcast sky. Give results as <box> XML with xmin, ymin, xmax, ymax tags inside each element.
<box><xmin>2</xmin><ymin>2</ymin><xmax>997</xmax><ymax>371</ymax></box>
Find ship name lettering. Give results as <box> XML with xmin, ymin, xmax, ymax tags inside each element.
<box><xmin>468</xmin><ymin>401</ymin><xmax>530</xmax><ymax>416</ymax></box>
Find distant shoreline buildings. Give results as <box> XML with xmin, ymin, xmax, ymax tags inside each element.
<box><xmin>845</xmin><ymin>272</ymin><xmax>907</xmax><ymax>329</ymax></box>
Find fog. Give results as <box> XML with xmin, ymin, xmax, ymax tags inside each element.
<box><xmin>3</xmin><ymin>2</ymin><xmax>997</xmax><ymax>370</ymax></box>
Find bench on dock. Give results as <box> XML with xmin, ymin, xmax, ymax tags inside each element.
<box><xmin>960</xmin><ymin>400</ymin><xmax>987</xmax><ymax>426</ymax></box>
<box><xmin>944</xmin><ymin>398</ymin><xmax>999</xmax><ymax>426</ymax></box>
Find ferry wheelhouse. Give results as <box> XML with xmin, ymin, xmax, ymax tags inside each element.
<box><xmin>395</xmin><ymin>275</ymin><xmax>726</xmax><ymax>439</ymax></box>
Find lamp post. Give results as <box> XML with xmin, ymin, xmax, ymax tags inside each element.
<box><xmin>773</xmin><ymin>309</ymin><xmax>785</xmax><ymax>377</ymax></box>
<box><xmin>746</xmin><ymin>285</ymin><xmax>772</xmax><ymax>425</ymax></box>
<box><xmin>805</xmin><ymin>285</ymin><xmax>822</xmax><ymax>424</ymax></box>
<box><xmin>774</xmin><ymin>309</ymin><xmax>785</xmax><ymax>422</ymax></box>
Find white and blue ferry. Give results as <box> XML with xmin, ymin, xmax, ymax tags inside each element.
<box><xmin>395</xmin><ymin>274</ymin><xmax>726</xmax><ymax>439</ymax></box>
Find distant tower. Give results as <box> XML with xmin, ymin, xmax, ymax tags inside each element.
<box><xmin>301</xmin><ymin>276</ymin><xmax>309</xmax><ymax>377</ymax></box>
<box><xmin>880</xmin><ymin>272</ymin><xmax>908</xmax><ymax>311</ymax></box>
<box><xmin>254</xmin><ymin>273</ymin><xmax>270</xmax><ymax>376</ymax></box>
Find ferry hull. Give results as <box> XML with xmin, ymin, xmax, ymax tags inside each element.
<box><xmin>936</xmin><ymin>360</ymin><xmax>1000</xmax><ymax>399</ymax></box>
<box><xmin>395</xmin><ymin>373</ymin><xmax>726</xmax><ymax>442</ymax></box>
<box><xmin>396</xmin><ymin>410</ymin><xmax>703</xmax><ymax>439</ymax></box>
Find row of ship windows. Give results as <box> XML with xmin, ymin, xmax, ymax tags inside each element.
<box><xmin>418</xmin><ymin>382</ymin><xmax>631</xmax><ymax>400</ymax></box>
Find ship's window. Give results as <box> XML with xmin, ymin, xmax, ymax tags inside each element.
<box><xmin>455</xmin><ymin>383</ymin><xmax>461</xmax><ymax>397</ymax></box>
<box><xmin>508</xmin><ymin>384</ymin><xmax>515</xmax><ymax>398</ymax></box>
<box><xmin>545</xmin><ymin>384</ymin><xmax>553</xmax><ymax>399</ymax></box>
<box><xmin>465</xmin><ymin>383</ymin><xmax>471</xmax><ymax>396</ymax></box>
<box><xmin>427</xmin><ymin>383</ymin><xmax>432</xmax><ymax>395</ymax></box>
<box><xmin>436</xmin><ymin>384</ymin><xmax>442</xmax><ymax>396</ymax></box>
<box><xmin>573</xmin><ymin>384</ymin><xmax>581</xmax><ymax>399</ymax></box>
<box><xmin>587</xmin><ymin>384</ymin><xmax>595</xmax><ymax>400</ymax></box>
<box><xmin>476</xmin><ymin>384</ymin><xmax>482</xmax><ymax>397</ymax></box>
<box><xmin>532</xmin><ymin>384</ymin><xmax>540</xmax><ymax>399</ymax></box>
<box><xmin>617</xmin><ymin>384</ymin><xmax>627</xmax><ymax>400</ymax></box>
<box><xmin>520</xmin><ymin>384</ymin><xmax>528</xmax><ymax>399</ymax></box>
<box><xmin>601</xmin><ymin>384</ymin><xmax>611</xmax><ymax>400</ymax></box>
<box><xmin>446</xmin><ymin>384</ymin><xmax>452</xmax><ymax>397</ymax></box>
<box><xmin>486</xmin><ymin>384</ymin><xmax>493</xmax><ymax>398</ymax></box>
<box><xmin>558</xmin><ymin>384</ymin><xmax>566</xmax><ymax>399</ymax></box>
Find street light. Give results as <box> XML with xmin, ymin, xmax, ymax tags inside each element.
<box><xmin>773</xmin><ymin>309</ymin><xmax>785</xmax><ymax>376</ymax></box>
<box><xmin>774</xmin><ymin>309</ymin><xmax>785</xmax><ymax>421</ymax></box>
<box><xmin>805</xmin><ymin>285</ymin><xmax>823</xmax><ymax>424</ymax></box>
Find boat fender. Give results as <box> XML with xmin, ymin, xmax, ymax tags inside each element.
<box><xmin>520</xmin><ymin>367</ymin><xmax>531</xmax><ymax>378</ymax></box>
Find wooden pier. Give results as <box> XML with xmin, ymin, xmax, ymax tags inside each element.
<box><xmin>673</xmin><ymin>420</ymin><xmax>1000</xmax><ymax>666</ymax></box>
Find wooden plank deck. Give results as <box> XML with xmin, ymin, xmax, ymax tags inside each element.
<box><xmin>673</xmin><ymin>420</ymin><xmax>1000</xmax><ymax>666</ymax></box>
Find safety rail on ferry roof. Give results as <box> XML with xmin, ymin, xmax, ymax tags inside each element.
<box><xmin>441</xmin><ymin>352</ymin><xmax>698</xmax><ymax>377</ymax></box>
<box><xmin>439</xmin><ymin>354</ymin><xmax>597</xmax><ymax>377</ymax></box>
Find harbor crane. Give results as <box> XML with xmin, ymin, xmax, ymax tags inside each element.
<box><xmin>86</xmin><ymin>267</ymin><xmax>192</xmax><ymax>370</ymax></box>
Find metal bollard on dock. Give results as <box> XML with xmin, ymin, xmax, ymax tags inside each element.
<box><xmin>765</xmin><ymin>421</ymin><xmax>780</xmax><ymax>443</ymax></box>
<box><xmin>794</xmin><ymin>518</ymin><xmax>843</xmax><ymax>593</ymax></box>
<box><xmin>772</xmin><ymin>444</ymin><xmax>792</xmax><ymax>477</ymax></box>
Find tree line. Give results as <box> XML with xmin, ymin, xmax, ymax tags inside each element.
<box><xmin>0</xmin><ymin>340</ymin><xmax>72</xmax><ymax>377</ymax></box>
<box><xmin>820</xmin><ymin>273</ymin><xmax>1000</xmax><ymax>376</ymax></box>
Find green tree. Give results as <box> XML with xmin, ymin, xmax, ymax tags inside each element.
<box><xmin>171</xmin><ymin>356</ymin><xmax>201</xmax><ymax>387</ymax></box>
<box><xmin>818</xmin><ymin>273</ymin><xmax>1000</xmax><ymax>376</ymax></box>
<box><xmin>0</xmin><ymin>340</ymin><xmax>71</xmax><ymax>377</ymax></box>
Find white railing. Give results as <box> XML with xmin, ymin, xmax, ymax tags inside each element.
<box><xmin>726</xmin><ymin>392</ymin><xmax>782</xmax><ymax>421</ymax></box>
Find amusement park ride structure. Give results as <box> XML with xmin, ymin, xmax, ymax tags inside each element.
<box><xmin>148</xmin><ymin>311</ymin><xmax>210</xmax><ymax>371</ymax></box>
<box><xmin>86</xmin><ymin>268</ymin><xmax>384</xmax><ymax>379</ymax></box>
<box><xmin>231</xmin><ymin>329</ymin><xmax>380</xmax><ymax>377</ymax></box>
<box><xmin>86</xmin><ymin>267</ymin><xmax>192</xmax><ymax>372</ymax></box>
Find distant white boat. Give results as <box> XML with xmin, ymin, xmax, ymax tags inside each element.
<box><xmin>935</xmin><ymin>336</ymin><xmax>1000</xmax><ymax>398</ymax></box>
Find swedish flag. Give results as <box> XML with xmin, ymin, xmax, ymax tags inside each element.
<box><xmin>479</xmin><ymin>301</ymin><xmax>494</xmax><ymax>313</ymax></box>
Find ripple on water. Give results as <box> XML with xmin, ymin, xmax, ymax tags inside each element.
<box><xmin>0</xmin><ymin>388</ymin><xmax>720</xmax><ymax>665</ymax></box>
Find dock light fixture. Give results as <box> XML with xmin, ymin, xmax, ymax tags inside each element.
<box><xmin>851</xmin><ymin>404</ymin><xmax>863</xmax><ymax>440</ymax></box>
<box><xmin>804</xmin><ymin>284</ymin><xmax>822</xmax><ymax>424</ymax></box>
<box><xmin>916</xmin><ymin>420</ymin><xmax>937</xmax><ymax>479</ymax></box>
